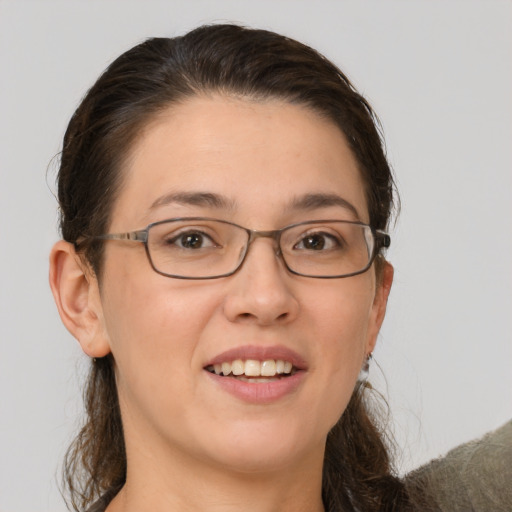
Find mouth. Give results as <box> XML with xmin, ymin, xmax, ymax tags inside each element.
<box><xmin>205</xmin><ymin>359</ymin><xmax>297</xmax><ymax>383</ymax></box>
<box><xmin>203</xmin><ymin>346</ymin><xmax>306</xmax><ymax>402</ymax></box>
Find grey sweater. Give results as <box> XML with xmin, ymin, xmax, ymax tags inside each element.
<box><xmin>406</xmin><ymin>420</ymin><xmax>512</xmax><ymax>511</ymax></box>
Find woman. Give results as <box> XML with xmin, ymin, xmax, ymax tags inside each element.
<box><xmin>49</xmin><ymin>24</ymin><xmax>413</xmax><ymax>512</ymax></box>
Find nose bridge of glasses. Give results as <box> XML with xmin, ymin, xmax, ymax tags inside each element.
<box><xmin>246</xmin><ymin>229</ymin><xmax>283</xmax><ymax>256</ymax></box>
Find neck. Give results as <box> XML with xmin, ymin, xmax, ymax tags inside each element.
<box><xmin>107</xmin><ymin>432</ymin><xmax>326</xmax><ymax>512</ymax></box>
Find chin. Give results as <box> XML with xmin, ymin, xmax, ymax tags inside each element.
<box><xmin>194</xmin><ymin>416</ymin><xmax>326</xmax><ymax>474</ymax></box>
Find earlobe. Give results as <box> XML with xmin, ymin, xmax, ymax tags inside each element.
<box><xmin>366</xmin><ymin>262</ymin><xmax>394</xmax><ymax>354</ymax></box>
<box><xmin>49</xmin><ymin>240</ymin><xmax>111</xmax><ymax>358</ymax></box>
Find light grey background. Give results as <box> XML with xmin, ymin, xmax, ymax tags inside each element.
<box><xmin>1</xmin><ymin>1</ymin><xmax>510</xmax><ymax>511</ymax></box>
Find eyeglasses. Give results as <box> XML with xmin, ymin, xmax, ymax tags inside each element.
<box><xmin>88</xmin><ymin>217</ymin><xmax>390</xmax><ymax>279</ymax></box>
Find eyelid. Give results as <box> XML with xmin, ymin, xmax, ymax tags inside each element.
<box><xmin>290</xmin><ymin>230</ymin><xmax>343</xmax><ymax>250</ymax></box>
<box><xmin>156</xmin><ymin>221</ymin><xmax>230</xmax><ymax>249</ymax></box>
<box><xmin>286</xmin><ymin>223</ymin><xmax>344</xmax><ymax>238</ymax></box>
<box><xmin>156</xmin><ymin>220</ymin><xmax>222</xmax><ymax>236</ymax></box>
<box><xmin>166</xmin><ymin>232</ymin><xmax>217</xmax><ymax>250</ymax></box>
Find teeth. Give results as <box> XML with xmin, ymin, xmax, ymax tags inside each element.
<box><xmin>244</xmin><ymin>360</ymin><xmax>261</xmax><ymax>377</ymax></box>
<box><xmin>211</xmin><ymin>359</ymin><xmax>295</xmax><ymax>378</ymax></box>
<box><xmin>237</xmin><ymin>377</ymin><xmax>280</xmax><ymax>383</ymax></box>
<box><xmin>231</xmin><ymin>359</ymin><xmax>244</xmax><ymax>376</ymax></box>
<box><xmin>261</xmin><ymin>360</ymin><xmax>276</xmax><ymax>377</ymax></box>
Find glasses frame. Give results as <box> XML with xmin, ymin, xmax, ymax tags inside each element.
<box><xmin>87</xmin><ymin>217</ymin><xmax>391</xmax><ymax>280</ymax></box>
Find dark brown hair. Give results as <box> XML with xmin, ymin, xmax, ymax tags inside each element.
<box><xmin>58</xmin><ymin>24</ymin><xmax>408</xmax><ymax>511</ymax></box>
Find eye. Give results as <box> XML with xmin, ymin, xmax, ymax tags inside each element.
<box><xmin>294</xmin><ymin>231</ymin><xmax>341</xmax><ymax>251</ymax></box>
<box><xmin>167</xmin><ymin>230</ymin><xmax>218</xmax><ymax>249</ymax></box>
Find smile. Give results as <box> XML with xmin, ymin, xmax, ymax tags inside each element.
<box><xmin>205</xmin><ymin>359</ymin><xmax>296</xmax><ymax>381</ymax></box>
<box><xmin>203</xmin><ymin>345</ymin><xmax>307</xmax><ymax>401</ymax></box>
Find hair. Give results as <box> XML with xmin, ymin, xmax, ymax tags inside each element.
<box><xmin>57</xmin><ymin>24</ymin><xmax>412</xmax><ymax>512</ymax></box>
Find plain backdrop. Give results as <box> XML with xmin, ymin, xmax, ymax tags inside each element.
<box><xmin>0</xmin><ymin>1</ymin><xmax>511</xmax><ymax>511</ymax></box>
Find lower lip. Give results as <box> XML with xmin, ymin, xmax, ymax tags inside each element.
<box><xmin>204</xmin><ymin>370</ymin><xmax>305</xmax><ymax>404</ymax></box>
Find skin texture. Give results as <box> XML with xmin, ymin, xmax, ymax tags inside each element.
<box><xmin>50</xmin><ymin>95</ymin><xmax>393</xmax><ymax>512</ymax></box>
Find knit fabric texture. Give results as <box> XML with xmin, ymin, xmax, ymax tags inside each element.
<box><xmin>406</xmin><ymin>420</ymin><xmax>512</xmax><ymax>511</ymax></box>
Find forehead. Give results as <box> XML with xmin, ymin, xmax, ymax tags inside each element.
<box><xmin>111</xmin><ymin>95</ymin><xmax>368</xmax><ymax>229</ymax></box>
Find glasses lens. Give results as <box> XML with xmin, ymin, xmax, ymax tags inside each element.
<box><xmin>280</xmin><ymin>221</ymin><xmax>374</xmax><ymax>277</ymax></box>
<box><xmin>147</xmin><ymin>219</ymin><xmax>248</xmax><ymax>278</ymax></box>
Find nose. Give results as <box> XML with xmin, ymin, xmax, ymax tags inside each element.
<box><xmin>223</xmin><ymin>237</ymin><xmax>299</xmax><ymax>326</ymax></box>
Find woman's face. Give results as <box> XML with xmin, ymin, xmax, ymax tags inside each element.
<box><xmin>91</xmin><ymin>95</ymin><xmax>392</xmax><ymax>475</ymax></box>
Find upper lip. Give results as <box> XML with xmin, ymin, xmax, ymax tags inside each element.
<box><xmin>204</xmin><ymin>344</ymin><xmax>308</xmax><ymax>371</ymax></box>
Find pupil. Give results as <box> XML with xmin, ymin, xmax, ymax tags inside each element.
<box><xmin>182</xmin><ymin>233</ymin><xmax>202</xmax><ymax>248</ymax></box>
<box><xmin>304</xmin><ymin>235</ymin><xmax>324</xmax><ymax>250</ymax></box>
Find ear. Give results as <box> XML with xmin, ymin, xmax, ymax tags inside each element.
<box><xmin>365</xmin><ymin>261</ymin><xmax>394</xmax><ymax>354</ymax></box>
<box><xmin>49</xmin><ymin>240</ymin><xmax>111</xmax><ymax>358</ymax></box>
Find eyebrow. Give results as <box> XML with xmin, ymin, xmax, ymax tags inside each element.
<box><xmin>148</xmin><ymin>190</ymin><xmax>360</xmax><ymax>219</ymax></box>
<box><xmin>288</xmin><ymin>193</ymin><xmax>360</xmax><ymax>219</ymax></box>
<box><xmin>149</xmin><ymin>191</ymin><xmax>236</xmax><ymax>211</ymax></box>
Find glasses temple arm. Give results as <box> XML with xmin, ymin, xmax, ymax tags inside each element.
<box><xmin>375</xmin><ymin>230</ymin><xmax>391</xmax><ymax>249</ymax></box>
<box><xmin>93</xmin><ymin>230</ymin><xmax>148</xmax><ymax>243</ymax></box>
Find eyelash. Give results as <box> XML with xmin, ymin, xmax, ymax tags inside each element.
<box><xmin>165</xmin><ymin>229</ymin><xmax>219</xmax><ymax>249</ymax></box>
<box><xmin>293</xmin><ymin>231</ymin><xmax>343</xmax><ymax>250</ymax></box>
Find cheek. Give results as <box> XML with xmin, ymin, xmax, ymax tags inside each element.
<box><xmin>309</xmin><ymin>279</ymin><xmax>374</xmax><ymax>356</ymax></box>
<box><xmin>99</xmin><ymin>256</ymin><xmax>219</xmax><ymax>394</ymax></box>
<box><xmin>305</xmin><ymin>281</ymin><xmax>374</xmax><ymax>418</ymax></box>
